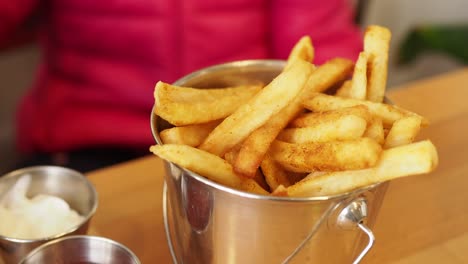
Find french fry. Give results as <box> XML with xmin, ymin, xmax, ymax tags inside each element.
<box><xmin>302</xmin><ymin>171</ymin><xmax>329</xmax><ymax>180</ymax></box>
<box><xmin>149</xmin><ymin>144</ymin><xmax>268</xmax><ymax>195</ymax></box>
<box><xmin>270</xmin><ymin>138</ymin><xmax>382</xmax><ymax>173</ymax></box>
<box><xmin>284</xmin><ymin>36</ymin><xmax>314</xmax><ymax>70</ymax></box>
<box><xmin>154</xmin><ymin>82</ymin><xmax>262</xmax><ymax>126</ymax></box>
<box><xmin>303</xmin><ymin>93</ymin><xmax>429</xmax><ymax>127</ymax></box>
<box><xmin>240</xmin><ymin>179</ymin><xmax>270</xmax><ymax>195</ymax></box>
<box><xmin>199</xmin><ymin>59</ymin><xmax>314</xmax><ymax>157</ymax></box>
<box><xmin>287</xmin><ymin>140</ymin><xmax>438</xmax><ymax>196</ymax></box>
<box><xmin>261</xmin><ymin>154</ymin><xmax>291</xmax><ymax>190</ymax></box>
<box><xmin>336</xmin><ymin>80</ymin><xmax>352</xmax><ymax>97</ymax></box>
<box><xmin>156</xmin><ymin>81</ymin><xmax>262</xmax><ymax>103</ymax></box>
<box><xmin>290</xmin><ymin>105</ymin><xmax>372</xmax><ymax>128</ymax></box>
<box><xmin>349</xmin><ymin>52</ymin><xmax>368</xmax><ymax>100</ymax></box>
<box><xmin>233</xmin><ymin>58</ymin><xmax>354</xmax><ymax>177</ymax></box>
<box><xmin>223</xmin><ymin>144</ymin><xmax>241</xmax><ymax>165</ymax></box>
<box><xmin>160</xmin><ymin>120</ymin><xmax>221</xmax><ymax>147</ymax></box>
<box><xmin>303</xmin><ymin>58</ymin><xmax>354</xmax><ymax>92</ymax></box>
<box><xmin>272</xmin><ymin>185</ymin><xmax>288</xmax><ymax>196</ymax></box>
<box><xmin>364</xmin><ymin>117</ymin><xmax>385</xmax><ymax>145</ymax></box>
<box><xmin>225</xmin><ymin>145</ymin><xmax>271</xmax><ymax>191</ymax></box>
<box><xmin>278</xmin><ymin>115</ymin><xmax>367</xmax><ymax>143</ymax></box>
<box><xmin>364</xmin><ymin>25</ymin><xmax>391</xmax><ymax>102</ymax></box>
<box><xmin>384</xmin><ymin>116</ymin><xmax>422</xmax><ymax>148</ymax></box>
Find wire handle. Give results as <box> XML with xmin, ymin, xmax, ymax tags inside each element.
<box><xmin>354</xmin><ymin>222</ymin><xmax>375</xmax><ymax>264</ymax></box>
<box><xmin>336</xmin><ymin>197</ymin><xmax>375</xmax><ymax>264</ymax></box>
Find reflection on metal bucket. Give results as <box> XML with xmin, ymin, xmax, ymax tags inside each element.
<box><xmin>152</xmin><ymin>60</ymin><xmax>389</xmax><ymax>263</ymax></box>
<box><xmin>182</xmin><ymin>174</ymin><xmax>213</xmax><ymax>233</ymax></box>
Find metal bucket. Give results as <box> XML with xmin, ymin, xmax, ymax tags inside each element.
<box><xmin>151</xmin><ymin>60</ymin><xmax>389</xmax><ymax>264</ymax></box>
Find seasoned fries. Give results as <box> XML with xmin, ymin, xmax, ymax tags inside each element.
<box><xmin>284</xmin><ymin>36</ymin><xmax>314</xmax><ymax>70</ymax></box>
<box><xmin>160</xmin><ymin>120</ymin><xmax>220</xmax><ymax>147</ymax></box>
<box><xmin>290</xmin><ymin>105</ymin><xmax>372</xmax><ymax>127</ymax></box>
<box><xmin>199</xmin><ymin>59</ymin><xmax>314</xmax><ymax>157</ymax></box>
<box><xmin>155</xmin><ymin>82</ymin><xmax>262</xmax><ymax>126</ymax></box>
<box><xmin>364</xmin><ymin>25</ymin><xmax>391</xmax><ymax>102</ymax></box>
<box><xmin>151</xmin><ymin>27</ymin><xmax>438</xmax><ymax>197</ymax></box>
<box><xmin>261</xmin><ymin>154</ymin><xmax>292</xmax><ymax>190</ymax></box>
<box><xmin>384</xmin><ymin>116</ymin><xmax>422</xmax><ymax>148</ymax></box>
<box><xmin>270</xmin><ymin>138</ymin><xmax>382</xmax><ymax>173</ymax></box>
<box><xmin>348</xmin><ymin>52</ymin><xmax>368</xmax><ymax>100</ymax></box>
<box><xmin>335</xmin><ymin>80</ymin><xmax>352</xmax><ymax>97</ymax></box>
<box><xmin>287</xmin><ymin>140</ymin><xmax>437</xmax><ymax>196</ymax></box>
<box><xmin>234</xmin><ymin>58</ymin><xmax>353</xmax><ymax>177</ymax></box>
<box><xmin>229</xmin><ymin>38</ymin><xmax>316</xmax><ymax>177</ymax></box>
<box><xmin>303</xmin><ymin>93</ymin><xmax>429</xmax><ymax>127</ymax></box>
<box><xmin>150</xmin><ymin>144</ymin><xmax>267</xmax><ymax>194</ymax></box>
<box><xmin>277</xmin><ymin>115</ymin><xmax>367</xmax><ymax>143</ymax></box>
<box><xmin>364</xmin><ymin>117</ymin><xmax>385</xmax><ymax>145</ymax></box>
<box><xmin>303</xmin><ymin>58</ymin><xmax>353</xmax><ymax>92</ymax></box>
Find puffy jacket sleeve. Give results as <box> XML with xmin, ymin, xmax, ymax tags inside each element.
<box><xmin>0</xmin><ymin>0</ymin><xmax>39</xmax><ymax>45</ymax></box>
<box><xmin>270</xmin><ymin>0</ymin><xmax>362</xmax><ymax>64</ymax></box>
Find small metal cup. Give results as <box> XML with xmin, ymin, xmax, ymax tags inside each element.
<box><xmin>0</xmin><ymin>166</ymin><xmax>98</xmax><ymax>264</ymax></box>
<box><xmin>19</xmin><ymin>235</ymin><xmax>141</xmax><ymax>264</ymax></box>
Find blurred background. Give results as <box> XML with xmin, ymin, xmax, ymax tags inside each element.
<box><xmin>0</xmin><ymin>0</ymin><xmax>466</xmax><ymax>174</ymax></box>
<box><xmin>0</xmin><ymin>44</ymin><xmax>39</xmax><ymax>174</ymax></box>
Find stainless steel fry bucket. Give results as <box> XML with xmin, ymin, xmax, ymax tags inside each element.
<box><xmin>151</xmin><ymin>60</ymin><xmax>389</xmax><ymax>264</ymax></box>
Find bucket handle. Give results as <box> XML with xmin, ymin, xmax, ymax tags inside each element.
<box><xmin>336</xmin><ymin>197</ymin><xmax>375</xmax><ymax>264</ymax></box>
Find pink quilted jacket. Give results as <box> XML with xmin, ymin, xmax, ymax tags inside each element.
<box><xmin>2</xmin><ymin>0</ymin><xmax>362</xmax><ymax>153</ymax></box>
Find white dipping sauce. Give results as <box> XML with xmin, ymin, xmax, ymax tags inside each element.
<box><xmin>0</xmin><ymin>175</ymin><xmax>84</xmax><ymax>239</ymax></box>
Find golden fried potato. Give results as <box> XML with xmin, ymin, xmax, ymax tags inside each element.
<box><xmin>160</xmin><ymin>120</ymin><xmax>221</xmax><ymax>147</ymax></box>
<box><xmin>335</xmin><ymin>80</ymin><xmax>352</xmax><ymax>97</ymax></box>
<box><xmin>261</xmin><ymin>154</ymin><xmax>291</xmax><ymax>190</ymax></box>
<box><xmin>233</xmin><ymin>58</ymin><xmax>354</xmax><ymax>177</ymax></box>
<box><xmin>199</xmin><ymin>59</ymin><xmax>314</xmax><ymax>157</ymax></box>
<box><xmin>284</xmin><ymin>36</ymin><xmax>314</xmax><ymax>70</ymax></box>
<box><xmin>364</xmin><ymin>117</ymin><xmax>385</xmax><ymax>145</ymax></box>
<box><xmin>270</xmin><ymin>138</ymin><xmax>382</xmax><ymax>173</ymax></box>
<box><xmin>303</xmin><ymin>58</ymin><xmax>354</xmax><ymax>93</ymax></box>
<box><xmin>364</xmin><ymin>25</ymin><xmax>391</xmax><ymax>102</ymax></box>
<box><xmin>224</xmin><ymin>146</ymin><xmax>271</xmax><ymax>192</ymax></box>
<box><xmin>271</xmin><ymin>185</ymin><xmax>288</xmax><ymax>196</ymax></box>
<box><xmin>303</xmin><ymin>93</ymin><xmax>429</xmax><ymax>127</ymax></box>
<box><xmin>150</xmin><ymin>144</ymin><xmax>267</xmax><ymax>195</ymax></box>
<box><xmin>278</xmin><ymin>115</ymin><xmax>367</xmax><ymax>143</ymax></box>
<box><xmin>349</xmin><ymin>51</ymin><xmax>368</xmax><ymax>100</ymax></box>
<box><xmin>290</xmin><ymin>105</ymin><xmax>372</xmax><ymax>128</ymax></box>
<box><xmin>287</xmin><ymin>140</ymin><xmax>438</xmax><ymax>196</ymax></box>
<box><xmin>384</xmin><ymin>116</ymin><xmax>422</xmax><ymax>148</ymax></box>
<box><xmin>154</xmin><ymin>82</ymin><xmax>262</xmax><ymax>126</ymax></box>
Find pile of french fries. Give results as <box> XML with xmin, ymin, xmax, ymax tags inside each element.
<box><xmin>150</xmin><ymin>25</ymin><xmax>438</xmax><ymax>197</ymax></box>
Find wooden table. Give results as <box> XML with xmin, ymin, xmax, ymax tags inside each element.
<box><xmin>87</xmin><ymin>69</ymin><xmax>468</xmax><ymax>264</ymax></box>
